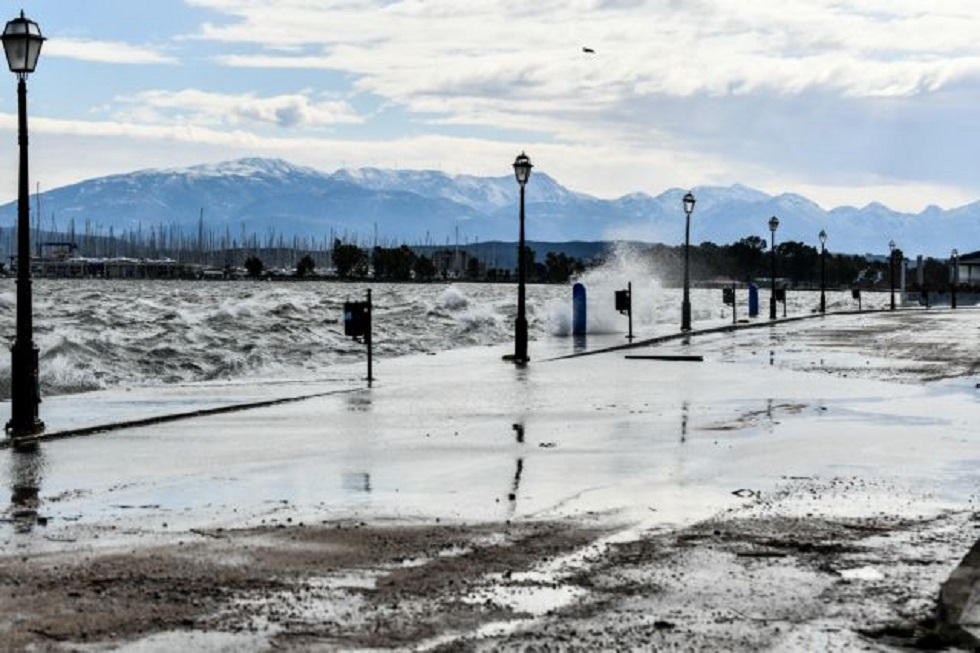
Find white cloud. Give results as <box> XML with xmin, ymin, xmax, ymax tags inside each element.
<box><xmin>44</xmin><ymin>38</ymin><xmax>177</xmax><ymax>65</ymax></box>
<box><xmin>0</xmin><ymin>109</ymin><xmax>969</xmax><ymax>214</ymax></box>
<box><xmin>178</xmin><ymin>0</ymin><xmax>980</xmax><ymax>208</ymax></box>
<box><xmin>11</xmin><ymin>1</ymin><xmax>980</xmax><ymax>214</ymax></box>
<box><xmin>188</xmin><ymin>1</ymin><xmax>980</xmax><ymax>100</ymax></box>
<box><xmin>111</xmin><ymin>89</ymin><xmax>364</xmax><ymax>129</ymax></box>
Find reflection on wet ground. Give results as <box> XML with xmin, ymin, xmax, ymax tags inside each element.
<box><xmin>342</xmin><ymin>472</ymin><xmax>372</xmax><ymax>493</ymax></box>
<box><xmin>680</xmin><ymin>401</ymin><xmax>689</xmax><ymax>443</ymax></box>
<box><xmin>4</xmin><ymin>448</ymin><xmax>45</xmax><ymax>534</ymax></box>
<box><xmin>346</xmin><ymin>391</ymin><xmax>372</xmax><ymax>413</ymax></box>
<box><xmin>509</xmin><ymin>458</ymin><xmax>524</xmax><ymax>507</ymax></box>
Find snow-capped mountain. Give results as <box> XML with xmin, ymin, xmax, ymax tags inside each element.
<box><xmin>0</xmin><ymin>157</ymin><xmax>976</xmax><ymax>257</ymax></box>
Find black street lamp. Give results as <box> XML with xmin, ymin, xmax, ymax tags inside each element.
<box><xmin>951</xmin><ymin>248</ymin><xmax>959</xmax><ymax>309</ymax></box>
<box><xmin>681</xmin><ymin>191</ymin><xmax>696</xmax><ymax>332</ymax></box>
<box><xmin>768</xmin><ymin>215</ymin><xmax>779</xmax><ymax>320</ymax></box>
<box><xmin>3</xmin><ymin>11</ymin><xmax>45</xmax><ymax>449</ymax></box>
<box><xmin>819</xmin><ymin>229</ymin><xmax>827</xmax><ymax>314</ymax></box>
<box><xmin>889</xmin><ymin>239</ymin><xmax>897</xmax><ymax>311</ymax></box>
<box><xmin>512</xmin><ymin>152</ymin><xmax>532</xmax><ymax>364</ymax></box>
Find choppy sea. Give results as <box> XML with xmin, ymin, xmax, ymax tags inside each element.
<box><xmin>0</xmin><ymin>252</ymin><xmax>890</xmax><ymax>399</ymax></box>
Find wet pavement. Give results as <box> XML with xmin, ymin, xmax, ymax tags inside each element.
<box><xmin>3</xmin><ymin>307</ymin><xmax>980</xmax><ymax>649</ymax></box>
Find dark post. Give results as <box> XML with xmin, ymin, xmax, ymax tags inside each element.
<box><xmin>512</xmin><ymin>152</ymin><xmax>532</xmax><ymax>364</ymax></box>
<box><xmin>819</xmin><ymin>229</ymin><xmax>827</xmax><ymax>314</ymax></box>
<box><xmin>5</xmin><ymin>11</ymin><xmax>46</xmax><ymax>448</ymax></box>
<box><xmin>889</xmin><ymin>240</ymin><xmax>896</xmax><ymax>311</ymax></box>
<box><xmin>616</xmin><ymin>282</ymin><xmax>634</xmax><ymax>341</ymax></box>
<box><xmin>365</xmin><ymin>288</ymin><xmax>373</xmax><ymax>386</ymax></box>
<box><xmin>343</xmin><ymin>290</ymin><xmax>373</xmax><ymax>386</ymax></box>
<box><xmin>725</xmin><ymin>283</ymin><xmax>737</xmax><ymax>325</ymax></box>
<box><xmin>681</xmin><ymin>192</ymin><xmax>695</xmax><ymax>332</ymax></box>
<box><xmin>951</xmin><ymin>249</ymin><xmax>958</xmax><ymax>309</ymax></box>
<box><xmin>852</xmin><ymin>288</ymin><xmax>862</xmax><ymax>311</ymax></box>
<box><xmin>627</xmin><ymin>281</ymin><xmax>633</xmax><ymax>340</ymax></box>
<box><xmin>769</xmin><ymin>216</ymin><xmax>779</xmax><ymax>320</ymax></box>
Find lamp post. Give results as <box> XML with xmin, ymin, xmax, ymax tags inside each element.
<box><xmin>951</xmin><ymin>248</ymin><xmax>959</xmax><ymax>309</ymax></box>
<box><xmin>681</xmin><ymin>191</ymin><xmax>696</xmax><ymax>331</ymax></box>
<box><xmin>3</xmin><ymin>11</ymin><xmax>45</xmax><ymax>448</ymax></box>
<box><xmin>819</xmin><ymin>229</ymin><xmax>827</xmax><ymax>314</ymax></box>
<box><xmin>768</xmin><ymin>216</ymin><xmax>779</xmax><ymax>320</ymax></box>
<box><xmin>512</xmin><ymin>152</ymin><xmax>532</xmax><ymax>364</ymax></box>
<box><xmin>889</xmin><ymin>239</ymin><xmax>897</xmax><ymax>311</ymax></box>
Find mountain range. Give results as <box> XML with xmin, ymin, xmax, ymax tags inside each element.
<box><xmin>0</xmin><ymin>157</ymin><xmax>974</xmax><ymax>257</ymax></box>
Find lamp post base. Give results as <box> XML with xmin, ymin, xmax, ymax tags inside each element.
<box><xmin>681</xmin><ymin>301</ymin><xmax>691</xmax><ymax>332</ymax></box>
<box><xmin>770</xmin><ymin>297</ymin><xmax>777</xmax><ymax>320</ymax></box>
<box><xmin>6</xmin><ymin>341</ymin><xmax>44</xmax><ymax>444</ymax></box>
<box><xmin>513</xmin><ymin>316</ymin><xmax>529</xmax><ymax>365</ymax></box>
<box><xmin>9</xmin><ymin>433</ymin><xmax>40</xmax><ymax>451</ymax></box>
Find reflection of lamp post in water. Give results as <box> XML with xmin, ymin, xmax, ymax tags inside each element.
<box><xmin>681</xmin><ymin>191</ymin><xmax>696</xmax><ymax>332</ymax></box>
<box><xmin>512</xmin><ymin>152</ymin><xmax>532</xmax><ymax>364</ymax></box>
<box><xmin>3</xmin><ymin>11</ymin><xmax>45</xmax><ymax>449</ymax></box>
<box><xmin>889</xmin><ymin>239</ymin><xmax>897</xmax><ymax>311</ymax></box>
<box><xmin>9</xmin><ymin>446</ymin><xmax>45</xmax><ymax>533</ymax></box>
<box><xmin>768</xmin><ymin>216</ymin><xmax>779</xmax><ymax>320</ymax></box>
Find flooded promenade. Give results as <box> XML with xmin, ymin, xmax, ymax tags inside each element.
<box><xmin>2</xmin><ymin>306</ymin><xmax>980</xmax><ymax>649</ymax></box>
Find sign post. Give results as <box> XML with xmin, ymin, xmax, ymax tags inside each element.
<box><xmin>615</xmin><ymin>282</ymin><xmax>633</xmax><ymax>341</ymax></box>
<box><xmin>344</xmin><ymin>289</ymin><xmax>373</xmax><ymax>386</ymax></box>
<box><xmin>722</xmin><ymin>283</ymin><xmax>736</xmax><ymax>325</ymax></box>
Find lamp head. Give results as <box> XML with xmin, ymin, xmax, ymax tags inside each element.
<box><xmin>682</xmin><ymin>191</ymin><xmax>695</xmax><ymax>216</ymax></box>
<box><xmin>2</xmin><ymin>11</ymin><xmax>44</xmax><ymax>76</ymax></box>
<box><xmin>768</xmin><ymin>215</ymin><xmax>779</xmax><ymax>233</ymax></box>
<box><xmin>819</xmin><ymin>229</ymin><xmax>827</xmax><ymax>245</ymax></box>
<box><xmin>513</xmin><ymin>152</ymin><xmax>532</xmax><ymax>187</ymax></box>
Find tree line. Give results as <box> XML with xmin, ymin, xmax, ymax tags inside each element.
<box><xmin>641</xmin><ymin>236</ymin><xmax>963</xmax><ymax>291</ymax></box>
<box><xmin>6</xmin><ymin>217</ymin><xmax>963</xmax><ymax>290</ymax></box>
<box><xmin>242</xmin><ymin>240</ymin><xmax>589</xmax><ymax>283</ymax></box>
<box><xmin>236</xmin><ymin>236</ymin><xmax>965</xmax><ymax>292</ymax></box>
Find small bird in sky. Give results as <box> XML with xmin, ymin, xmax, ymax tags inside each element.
<box><xmin>582</xmin><ymin>46</ymin><xmax>595</xmax><ymax>54</ymax></box>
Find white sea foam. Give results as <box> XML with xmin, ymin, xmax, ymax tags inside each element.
<box><xmin>0</xmin><ymin>257</ymin><xmax>891</xmax><ymax>399</ymax></box>
<box><xmin>437</xmin><ymin>285</ymin><xmax>469</xmax><ymax>310</ymax></box>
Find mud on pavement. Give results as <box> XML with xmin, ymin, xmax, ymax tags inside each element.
<box><xmin>2</xmin><ymin>502</ymin><xmax>977</xmax><ymax>651</ymax></box>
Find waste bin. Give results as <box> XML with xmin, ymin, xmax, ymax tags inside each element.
<box><xmin>343</xmin><ymin>301</ymin><xmax>370</xmax><ymax>338</ymax></box>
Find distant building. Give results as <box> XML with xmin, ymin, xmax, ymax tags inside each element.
<box><xmin>955</xmin><ymin>250</ymin><xmax>980</xmax><ymax>285</ymax></box>
<box><xmin>16</xmin><ymin>255</ymin><xmax>204</xmax><ymax>279</ymax></box>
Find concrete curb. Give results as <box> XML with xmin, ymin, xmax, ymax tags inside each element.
<box><xmin>1</xmin><ymin>387</ymin><xmax>361</xmax><ymax>450</ymax></box>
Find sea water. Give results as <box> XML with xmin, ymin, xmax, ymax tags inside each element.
<box><xmin>0</xmin><ymin>261</ymin><xmax>889</xmax><ymax>399</ymax></box>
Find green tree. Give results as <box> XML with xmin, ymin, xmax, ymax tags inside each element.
<box><xmin>466</xmin><ymin>255</ymin><xmax>482</xmax><ymax>280</ymax></box>
<box><xmin>244</xmin><ymin>255</ymin><xmax>264</xmax><ymax>279</ymax></box>
<box><xmin>544</xmin><ymin>251</ymin><xmax>583</xmax><ymax>283</ymax></box>
<box><xmin>775</xmin><ymin>241</ymin><xmax>819</xmax><ymax>284</ymax></box>
<box><xmin>728</xmin><ymin>236</ymin><xmax>767</xmax><ymax>280</ymax></box>
<box><xmin>413</xmin><ymin>254</ymin><xmax>436</xmax><ymax>281</ymax></box>
<box><xmin>295</xmin><ymin>254</ymin><xmax>316</xmax><ymax>277</ymax></box>
<box><xmin>518</xmin><ymin>245</ymin><xmax>536</xmax><ymax>278</ymax></box>
<box><xmin>372</xmin><ymin>245</ymin><xmax>417</xmax><ymax>281</ymax></box>
<box><xmin>332</xmin><ymin>239</ymin><xmax>368</xmax><ymax>278</ymax></box>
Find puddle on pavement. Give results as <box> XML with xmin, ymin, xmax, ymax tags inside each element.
<box><xmin>342</xmin><ymin>472</ymin><xmax>372</xmax><ymax>493</ymax></box>
<box><xmin>111</xmin><ymin>630</ymin><xmax>271</xmax><ymax>652</ymax></box>
<box><xmin>464</xmin><ymin>583</ymin><xmax>588</xmax><ymax>616</ymax></box>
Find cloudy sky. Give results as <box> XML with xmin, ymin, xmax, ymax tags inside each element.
<box><xmin>1</xmin><ymin>0</ymin><xmax>979</xmax><ymax>212</ymax></box>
